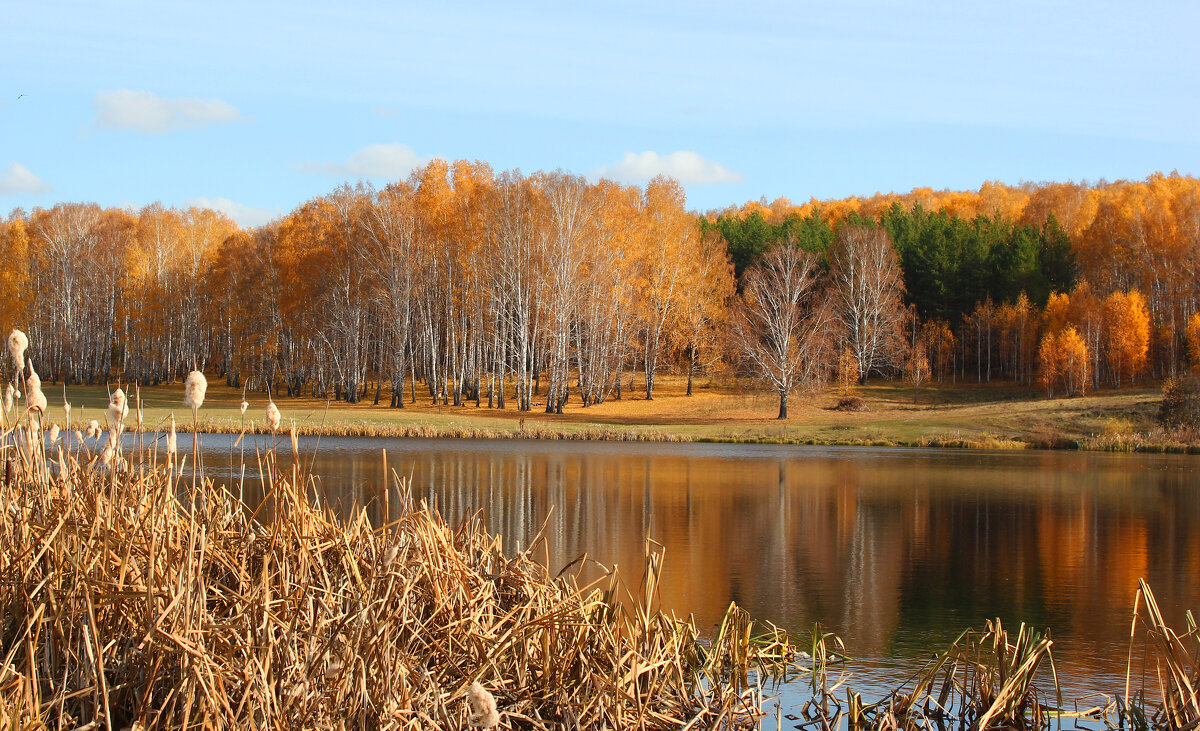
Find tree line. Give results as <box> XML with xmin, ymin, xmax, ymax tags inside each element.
<box><xmin>1</xmin><ymin>167</ymin><xmax>1197</xmax><ymax>417</ymax></box>
<box><xmin>0</xmin><ymin>164</ymin><xmax>731</xmax><ymax>411</ymax></box>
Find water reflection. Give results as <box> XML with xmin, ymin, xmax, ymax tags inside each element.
<box><xmin>186</xmin><ymin>435</ymin><xmax>1200</xmax><ymax>696</ymax></box>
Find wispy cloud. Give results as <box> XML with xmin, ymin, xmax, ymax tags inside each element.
<box><xmin>593</xmin><ymin>151</ymin><xmax>744</xmax><ymax>184</ymax></box>
<box><xmin>301</xmin><ymin>143</ymin><xmax>428</xmax><ymax>179</ymax></box>
<box><xmin>0</xmin><ymin>162</ymin><xmax>51</xmax><ymax>195</ymax></box>
<box><xmin>93</xmin><ymin>89</ymin><xmax>246</xmax><ymax>134</ymax></box>
<box><xmin>184</xmin><ymin>196</ymin><xmax>280</xmax><ymax>228</ymax></box>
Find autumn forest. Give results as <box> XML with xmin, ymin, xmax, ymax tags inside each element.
<box><xmin>2</xmin><ymin>166</ymin><xmax>1198</xmax><ymax>418</ymax></box>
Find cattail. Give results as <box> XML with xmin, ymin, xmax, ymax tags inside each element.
<box><xmin>25</xmin><ymin>362</ymin><xmax>47</xmax><ymax>414</ymax></box>
<box><xmin>240</xmin><ymin>400</ymin><xmax>249</xmax><ymax>416</ymax></box>
<box><xmin>109</xmin><ymin>387</ymin><xmax>129</xmax><ymax>431</ymax></box>
<box><xmin>2</xmin><ymin>384</ymin><xmax>12</xmax><ymax>414</ymax></box>
<box><xmin>48</xmin><ymin>424</ymin><xmax>61</xmax><ymax>444</ymax></box>
<box><xmin>85</xmin><ymin>420</ymin><xmax>100</xmax><ymax>439</ymax></box>
<box><xmin>7</xmin><ymin>329</ymin><xmax>28</xmax><ymax>372</ymax></box>
<box><xmin>100</xmin><ymin>429</ymin><xmax>118</xmax><ymax>466</ymax></box>
<box><xmin>135</xmin><ymin>398</ymin><xmax>143</xmax><ymax>432</ymax></box>
<box><xmin>63</xmin><ymin>400</ymin><xmax>71</xmax><ymax>426</ymax></box>
<box><xmin>265</xmin><ymin>400</ymin><xmax>281</xmax><ymax>432</ymax></box>
<box><xmin>73</xmin><ymin>429</ymin><xmax>83</xmax><ymax>443</ymax></box>
<box><xmin>167</xmin><ymin>414</ymin><xmax>177</xmax><ymax>455</ymax></box>
<box><xmin>184</xmin><ymin>370</ymin><xmax>207</xmax><ymax>411</ymax></box>
<box><xmin>467</xmin><ymin>681</ymin><xmax>500</xmax><ymax>728</ymax></box>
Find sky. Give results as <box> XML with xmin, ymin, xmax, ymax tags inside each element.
<box><xmin>2</xmin><ymin>0</ymin><xmax>1198</xmax><ymax>226</ymax></box>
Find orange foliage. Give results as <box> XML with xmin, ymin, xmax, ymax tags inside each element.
<box><xmin>1039</xmin><ymin>327</ymin><xmax>1089</xmax><ymax>397</ymax></box>
<box><xmin>1103</xmin><ymin>290</ymin><xmax>1150</xmax><ymax>386</ymax></box>
<box><xmin>1187</xmin><ymin>312</ymin><xmax>1200</xmax><ymax>372</ymax></box>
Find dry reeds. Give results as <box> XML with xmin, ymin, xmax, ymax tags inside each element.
<box><xmin>1124</xmin><ymin>580</ymin><xmax>1200</xmax><ymax>730</ymax></box>
<box><xmin>0</xmin><ymin>420</ymin><xmax>801</xmax><ymax>729</ymax></box>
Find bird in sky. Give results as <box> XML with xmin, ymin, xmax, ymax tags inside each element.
<box><xmin>16</xmin><ymin>94</ymin><xmax>25</xmax><ymax>100</ymax></box>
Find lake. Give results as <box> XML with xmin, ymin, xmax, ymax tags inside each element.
<box><xmin>182</xmin><ymin>434</ymin><xmax>1200</xmax><ymax>710</ymax></box>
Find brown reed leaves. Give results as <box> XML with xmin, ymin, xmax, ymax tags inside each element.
<box><xmin>0</xmin><ymin>432</ymin><xmax>795</xmax><ymax>729</ymax></box>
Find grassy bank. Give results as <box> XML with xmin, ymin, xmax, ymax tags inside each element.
<box><xmin>28</xmin><ymin>375</ymin><xmax>1200</xmax><ymax>452</ymax></box>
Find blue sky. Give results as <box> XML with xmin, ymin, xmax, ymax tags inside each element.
<box><xmin>2</xmin><ymin>0</ymin><xmax>1197</xmax><ymax>226</ymax></box>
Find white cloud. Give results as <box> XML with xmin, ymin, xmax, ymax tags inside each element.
<box><xmin>184</xmin><ymin>196</ymin><xmax>280</xmax><ymax>228</ymax></box>
<box><xmin>593</xmin><ymin>150</ymin><xmax>744</xmax><ymax>185</ymax></box>
<box><xmin>93</xmin><ymin>89</ymin><xmax>245</xmax><ymax>134</ymax></box>
<box><xmin>303</xmin><ymin>143</ymin><xmax>428</xmax><ymax>179</ymax></box>
<box><xmin>0</xmin><ymin>162</ymin><xmax>51</xmax><ymax>195</ymax></box>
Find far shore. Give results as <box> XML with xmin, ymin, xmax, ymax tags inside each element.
<box><xmin>27</xmin><ymin>375</ymin><xmax>1199</xmax><ymax>454</ymax></box>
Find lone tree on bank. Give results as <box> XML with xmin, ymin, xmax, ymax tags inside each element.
<box><xmin>828</xmin><ymin>225</ymin><xmax>908</xmax><ymax>383</ymax></box>
<box><xmin>732</xmin><ymin>244</ymin><xmax>824</xmax><ymax>419</ymax></box>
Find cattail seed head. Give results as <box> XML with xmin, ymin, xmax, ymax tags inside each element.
<box><xmin>240</xmin><ymin>400</ymin><xmax>249</xmax><ymax>416</ymax></box>
<box><xmin>183</xmin><ymin>370</ymin><xmax>207</xmax><ymax>411</ymax></box>
<box><xmin>167</xmin><ymin>414</ymin><xmax>177</xmax><ymax>455</ymax></box>
<box><xmin>100</xmin><ymin>429</ymin><xmax>118</xmax><ymax>466</ymax></box>
<box><xmin>265</xmin><ymin>400</ymin><xmax>281</xmax><ymax>432</ymax></box>
<box><xmin>74</xmin><ymin>429</ymin><xmax>83</xmax><ymax>444</ymax></box>
<box><xmin>25</xmin><ymin>362</ymin><xmax>47</xmax><ymax>414</ymax></box>
<box><xmin>7</xmin><ymin>329</ymin><xmax>28</xmax><ymax>372</ymax></box>
<box><xmin>467</xmin><ymin>681</ymin><xmax>500</xmax><ymax>728</ymax></box>
<box><xmin>2</xmin><ymin>384</ymin><xmax>12</xmax><ymax>414</ymax></box>
<box><xmin>63</xmin><ymin>401</ymin><xmax>71</xmax><ymax>425</ymax></box>
<box><xmin>109</xmin><ymin>388</ymin><xmax>129</xmax><ymax>430</ymax></box>
<box><xmin>85</xmin><ymin>420</ymin><xmax>100</xmax><ymax>439</ymax></box>
<box><xmin>49</xmin><ymin>424</ymin><xmax>61</xmax><ymax>444</ymax></box>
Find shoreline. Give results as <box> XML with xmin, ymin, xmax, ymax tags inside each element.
<box><xmin>26</xmin><ymin>377</ymin><xmax>1200</xmax><ymax>455</ymax></box>
<box><xmin>57</xmin><ymin>417</ymin><xmax>1200</xmax><ymax>455</ymax></box>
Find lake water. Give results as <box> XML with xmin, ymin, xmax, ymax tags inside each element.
<box><xmin>184</xmin><ymin>434</ymin><xmax>1200</xmax><ymax>713</ymax></box>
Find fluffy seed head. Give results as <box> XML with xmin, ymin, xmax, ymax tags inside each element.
<box><xmin>240</xmin><ymin>400</ymin><xmax>249</xmax><ymax>416</ymax></box>
<box><xmin>167</xmin><ymin>414</ymin><xmax>177</xmax><ymax>455</ymax></box>
<box><xmin>85</xmin><ymin>420</ymin><xmax>100</xmax><ymax>439</ymax></box>
<box><xmin>48</xmin><ymin>424</ymin><xmax>61</xmax><ymax>444</ymax></box>
<box><xmin>7</xmin><ymin>329</ymin><xmax>28</xmax><ymax>372</ymax></box>
<box><xmin>183</xmin><ymin>371</ymin><xmax>207</xmax><ymax>411</ymax></box>
<box><xmin>109</xmin><ymin>388</ymin><xmax>129</xmax><ymax>429</ymax></box>
<box><xmin>265</xmin><ymin>400</ymin><xmax>281</xmax><ymax>432</ymax></box>
<box><xmin>467</xmin><ymin>681</ymin><xmax>500</xmax><ymax>728</ymax></box>
<box><xmin>100</xmin><ymin>430</ymin><xmax>119</xmax><ymax>466</ymax></box>
<box><xmin>63</xmin><ymin>401</ymin><xmax>71</xmax><ymax>424</ymax></box>
<box><xmin>2</xmin><ymin>384</ymin><xmax>12</xmax><ymax>414</ymax></box>
<box><xmin>25</xmin><ymin>362</ymin><xmax>46</xmax><ymax>414</ymax></box>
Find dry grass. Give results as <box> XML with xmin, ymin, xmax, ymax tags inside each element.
<box><xmin>0</xmin><ymin>413</ymin><xmax>803</xmax><ymax>730</ymax></box>
<box><xmin>794</xmin><ymin>595</ymin><xmax>1200</xmax><ymax>731</ymax></box>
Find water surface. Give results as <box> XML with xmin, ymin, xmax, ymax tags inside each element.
<box><xmin>185</xmin><ymin>435</ymin><xmax>1200</xmax><ymax>705</ymax></box>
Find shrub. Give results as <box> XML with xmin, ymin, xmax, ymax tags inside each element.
<box><xmin>1158</xmin><ymin>375</ymin><xmax>1200</xmax><ymax>429</ymax></box>
<box><xmin>835</xmin><ymin>396</ymin><xmax>870</xmax><ymax>412</ymax></box>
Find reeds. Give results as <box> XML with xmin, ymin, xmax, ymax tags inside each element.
<box><xmin>0</xmin><ymin>419</ymin><xmax>802</xmax><ymax>729</ymax></box>
<box><xmin>1124</xmin><ymin>580</ymin><xmax>1200</xmax><ymax>730</ymax></box>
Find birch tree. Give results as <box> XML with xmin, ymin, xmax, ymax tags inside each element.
<box><xmin>828</xmin><ymin>225</ymin><xmax>907</xmax><ymax>383</ymax></box>
<box><xmin>732</xmin><ymin>245</ymin><xmax>823</xmax><ymax>419</ymax></box>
